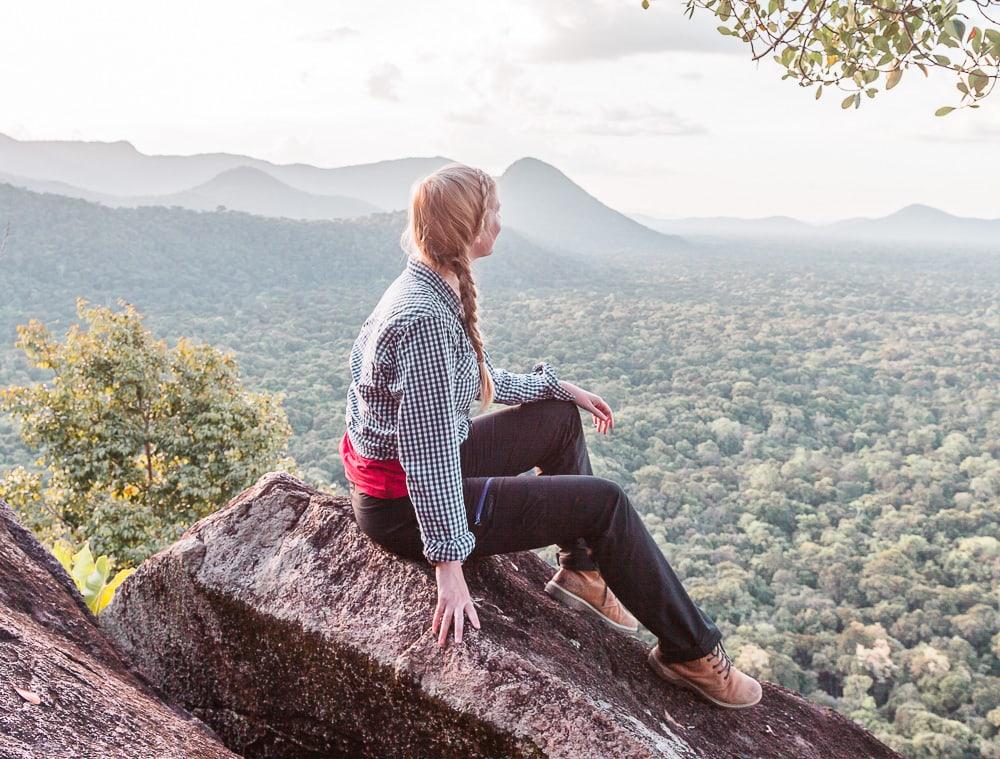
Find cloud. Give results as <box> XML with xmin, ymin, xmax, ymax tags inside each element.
<box><xmin>445</xmin><ymin>110</ymin><xmax>489</xmax><ymax>125</ymax></box>
<box><xmin>911</xmin><ymin>119</ymin><xmax>1000</xmax><ymax>143</ymax></box>
<box><xmin>574</xmin><ymin>104</ymin><xmax>708</xmax><ymax>136</ymax></box>
<box><xmin>368</xmin><ymin>63</ymin><xmax>403</xmax><ymax>101</ymax></box>
<box><xmin>524</xmin><ymin>0</ymin><xmax>742</xmax><ymax>61</ymax></box>
<box><xmin>442</xmin><ymin>62</ymin><xmax>707</xmax><ymax>137</ymax></box>
<box><xmin>296</xmin><ymin>26</ymin><xmax>359</xmax><ymax>43</ymax></box>
<box><xmin>443</xmin><ymin>59</ymin><xmax>554</xmax><ymax>125</ymax></box>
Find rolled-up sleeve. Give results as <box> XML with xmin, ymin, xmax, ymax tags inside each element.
<box><xmin>482</xmin><ymin>347</ymin><xmax>577</xmax><ymax>405</ymax></box>
<box><xmin>395</xmin><ymin>315</ymin><xmax>475</xmax><ymax>564</ymax></box>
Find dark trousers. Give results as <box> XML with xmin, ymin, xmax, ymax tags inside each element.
<box><xmin>349</xmin><ymin>398</ymin><xmax>723</xmax><ymax>663</ymax></box>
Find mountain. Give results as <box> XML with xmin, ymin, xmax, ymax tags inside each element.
<box><xmin>118</xmin><ymin>166</ymin><xmax>380</xmax><ymax>220</ymax></box>
<box><xmin>829</xmin><ymin>203</ymin><xmax>1000</xmax><ymax>245</ymax></box>
<box><xmin>0</xmin><ymin>169</ymin><xmax>119</xmax><ymax>204</ymax></box>
<box><xmin>497</xmin><ymin>157</ymin><xmax>685</xmax><ymax>257</ymax></box>
<box><xmin>2</xmin><ymin>166</ymin><xmax>378</xmax><ymax>221</ymax></box>
<box><xmin>634</xmin><ymin>204</ymin><xmax>999</xmax><ymax>248</ymax></box>
<box><xmin>633</xmin><ymin>213</ymin><xmax>813</xmax><ymax>239</ymax></box>
<box><xmin>0</xmin><ymin>132</ymin><xmax>451</xmax><ymax>210</ymax></box>
<box><xmin>0</xmin><ymin>135</ymin><xmax>687</xmax><ymax>257</ymax></box>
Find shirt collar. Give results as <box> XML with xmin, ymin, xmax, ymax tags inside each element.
<box><xmin>406</xmin><ymin>256</ymin><xmax>464</xmax><ymax>321</ymax></box>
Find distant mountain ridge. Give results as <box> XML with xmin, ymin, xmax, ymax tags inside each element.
<box><xmin>121</xmin><ymin>167</ymin><xmax>381</xmax><ymax>220</ymax></box>
<box><xmin>0</xmin><ymin>133</ymin><xmax>681</xmax><ymax>257</ymax></box>
<box><xmin>1</xmin><ymin>132</ymin><xmax>996</xmax><ymax>249</ymax></box>
<box><xmin>0</xmin><ymin>132</ymin><xmax>449</xmax><ymax>209</ymax></box>
<box><xmin>0</xmin><ymin>166</ymin><xmax>379</xmax><ymax>221</ymax></box>
<box><xmin>636</xmin><ymin>204</ymin><xmax>1000</xmax><ymax>247</ymax></box>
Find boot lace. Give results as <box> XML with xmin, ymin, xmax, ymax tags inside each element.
<box><xmin>705</xmin><ymin>641</ymin><xmax>733</xmax><ymax>680</ymax></box>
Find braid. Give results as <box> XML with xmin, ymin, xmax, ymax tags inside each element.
<box><xmin>473</xmin><ymin>168</ymin><xmax>492</xmax><ymax>237</ymax></box>
<box><xmin>451</xmin><ymin>252</ymin><xmax>495</xmax><ymax>410</ymax></box>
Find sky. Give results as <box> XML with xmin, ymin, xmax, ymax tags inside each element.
<box><xmin>1</xmin><ymin>0</ymin><xmax>998</xmax><ymax>222</ymax></box>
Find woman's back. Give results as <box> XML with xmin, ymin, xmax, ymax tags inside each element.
<box><xmin>344</xmin><ymin>255</ymin><xmax>479</xmax><ymax>462</ymax></box>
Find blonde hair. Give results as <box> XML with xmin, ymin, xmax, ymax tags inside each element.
<box><xmin>400</xmin><ymin>163</ymin><xmax>497</xmax><ymax>410</ymax></box>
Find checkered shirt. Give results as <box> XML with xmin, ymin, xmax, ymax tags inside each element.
<box><xmin>344</xmin><ymin>255</ymin><xmax>576</xmax><ymax>563</ymax></box>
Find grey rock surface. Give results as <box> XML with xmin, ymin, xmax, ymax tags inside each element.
<box><xmin>100</xmin><ymin>471</ymin><xmax>903</xmax><ymax>759</ymax></box>
<box><xmin>0</xmin><ymin>498</ymin><xmax>238</xmax><ymax>759</ymax></box>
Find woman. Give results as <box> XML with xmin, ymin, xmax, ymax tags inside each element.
<box><xmin>340</xmin><ymin>163</ymin><xmax>762</xmax><ymax>709</ymax></box>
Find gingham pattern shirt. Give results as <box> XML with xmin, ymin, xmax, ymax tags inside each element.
<box><xmin>344</xmin><ymin>255</ymin><xmax>576</xmax><ymax>564</ymax></box>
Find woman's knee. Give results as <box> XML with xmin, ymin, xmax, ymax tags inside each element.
<box><xmin>584</xmin><ymin>476</ymin><xmax>629</xmax><ymax>512</ymax></box>
<box><xmin>541</xmin><ymin>397</ymin><xmax>583</xmax><ymax>435</ymax></box>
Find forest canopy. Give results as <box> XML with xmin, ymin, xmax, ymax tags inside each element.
<box><xmin>0</xmin><ymin>186</ymin><xmax>997</xmax><ymax>757</ymax></box>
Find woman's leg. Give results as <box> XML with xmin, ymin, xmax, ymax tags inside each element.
<box><xmin>459</xmin><ymin>399</ymin><xmax>596</xmax><ymax>570</ymax></box>
<box><xmin>465</xmin><ymin>471</ymin><xmax>723</xmax><ymax>663</ymax></box>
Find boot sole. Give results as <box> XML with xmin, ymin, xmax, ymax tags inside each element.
<box><xmin>647</xmin><ymin>650</ymin><xmax>762</xmax><ymax>709</ymax></box>
<box><xmin>544</xmin><ymin>580</ymin><xmax>640</xmax><ymax>635</ymax></box>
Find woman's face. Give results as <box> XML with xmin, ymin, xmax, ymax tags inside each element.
<box><xmin>470</xmin><ymin>198</ymin><xmax>501</xmax><ymax>260</ymax></box>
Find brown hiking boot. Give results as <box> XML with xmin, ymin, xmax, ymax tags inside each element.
<box><xmin>544</xmin><ymin>567</ymin><xmax>640</xmax><ymax>634</ymax></box>
<box><xmin>647</xmin><ymin>640</ymin><xmax>762</xmax><ymax>709</ymax></box>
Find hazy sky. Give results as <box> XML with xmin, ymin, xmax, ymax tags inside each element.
<box><xmin>2</xmin><ymin>1</ymin><xmax>998</xmax><ymax>222</ymax></box>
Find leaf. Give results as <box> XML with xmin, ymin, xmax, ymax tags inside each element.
<box><xmin>935</xmin><ymin>106</ymin><xmax>955</xmax><ymax>116</ymax></box>
<box><xmin>94</xmin><ymin>568</ymin><xmax>136</xmax><ymax>614</ymax></box>
<box><xmin>642</xmin><ymin>0</ymin><xmax>650</xmax><ymax>8</ymax></box>
<box><xmin>70</xmin><ymin>542</ymin><xmax>95</xmax><ymax>591</ymax></box>
<box><xmin>816</xmin><ymin>85</ymin><xmax>824</xmax><ymax>99</ymax></box>
<box><xmin>842</xmin><ymin>94</ymin><xmax>855</xmax><ymax>109</ymax></box>
<box><xmin>717</xmin><ymin>25</ymin><xmax>733</xmax><ymax>35</ymax></box>
<box><xmin>14</xmin><ymin>687</ymin><xmax>40</xmax><ymax>705</ymax></box>
<box><xmin>985</xmin><ymin>28</ymin><xmax>1000</xmax><ymax>53</ymax></box>
<box><xmin>50</xmin><ymin>539</ymin><xmax>74</xmax><ymax>574</ymax></box>
<box><xmin>886</xmin><ymin>69</ymin><xmax>902</xmax><ymax>90</ymax></box>
<box><xmin>95</xmin><ymin>554</ymin><xmax>110</xmax><ymax>584</ymax></box>
<box><xmin>970</xmin><ymin>71</ymin><xmax>989</xmax><ymax>93</ymax></box>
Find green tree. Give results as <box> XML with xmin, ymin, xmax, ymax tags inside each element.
<box><xmin>643</xmin><ymin>0</ymin><xmax>1000</xmax><ymax>113</ymax></box>
<box><xmin>0</xmin><ymin>298</ymin><xmax>296</xmax><ymax>565</ymax></box>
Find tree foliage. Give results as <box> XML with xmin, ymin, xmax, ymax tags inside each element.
<box><xmin>0</xmin><ymin>298</ymin><xmax>296</xmax><ymax>565</ymax></box>
<box><xmin>644</xmin><ymin>0</ymin><xmax>1000</xmax><ymax>113</ymax></box>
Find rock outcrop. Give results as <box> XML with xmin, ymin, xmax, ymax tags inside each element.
<box><xmin>100</xmin><ymin>472</ymin><xmax>903</xmax><ymax>759</ymax></box>
<box><xmin>0</xmin><ymin>498</ymin><xmax>238</xmax><ymax>759</ymax></box>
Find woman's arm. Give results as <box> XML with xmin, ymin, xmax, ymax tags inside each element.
<box><xmin>481</xmin><ymin>347</ymin><xmax>577</xmax><ymax>405</ymax></box>
<box><xmin>482</xmin><ymin>349</ymin><xmax>615</xmax><ymax>435</ymax></box>
<box><xmin>395</xmin><ymin>315</ymin><xmax>480</xmax><ymax>645</ymax></box>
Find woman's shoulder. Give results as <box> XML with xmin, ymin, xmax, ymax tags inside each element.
<box><xmin>364</xmin><ymin>278</ymin><xmax>459</xmax><ymax>347</ymax></box>
<box><xmin>376</xmin><ymin>274</ymin><xmax>459</xmax><ymax>330</ymax></box>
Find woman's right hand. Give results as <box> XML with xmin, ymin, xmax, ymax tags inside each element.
<box><xmin>432</xmin><ymin>560</ymin><xmax>481</xmax><ymax>647</ymax></box>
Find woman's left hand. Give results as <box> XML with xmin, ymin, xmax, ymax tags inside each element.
<box><xmin>558</xmin><ymin>381</ymin><xmax>614</xmax><ymax>435</ymax></box>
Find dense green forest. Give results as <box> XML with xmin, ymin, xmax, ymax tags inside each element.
<box><xmin>1</xmin><ymin>184</ymin><xmax>998</xmax><ymax>758</ymax></box>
